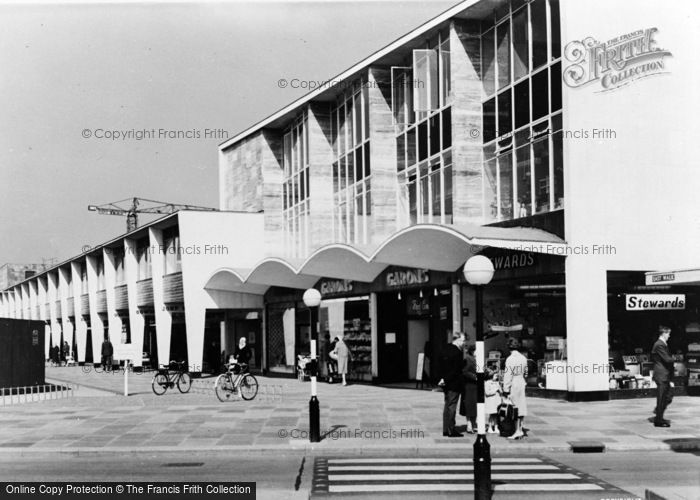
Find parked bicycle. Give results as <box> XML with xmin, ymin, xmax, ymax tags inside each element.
<box><xmin>214</xmin><ymin>362</ymin><xmax>258</xmax><ymax>402</ymax></box>
<box><xmin>152</xmin><ymin>360</ymin><xmax>192</xmax><ymax>395</ymax></box>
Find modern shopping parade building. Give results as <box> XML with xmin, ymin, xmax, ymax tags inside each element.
<box><xmin>2</xmin><ymin>0</ymin><xmax>699</xmax><ymax>400</ymax></box>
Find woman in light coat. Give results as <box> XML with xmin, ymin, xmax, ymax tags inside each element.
<box><xmin>333</xmin><ymin>336</ymin><xmax>353</xmax><ymax>386</ymax></box>
<box><xmin>503</xmin><ymin>338</ymin><xmax>528</xmax><ymax>439</ymax></box>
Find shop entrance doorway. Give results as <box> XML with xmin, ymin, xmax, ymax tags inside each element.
<box><xmin>407</xmin><ymin>319</ymin><xmax>430</xmax><ymax>380</ymax></box>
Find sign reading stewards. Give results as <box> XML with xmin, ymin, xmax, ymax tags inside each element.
<box><xmin>625</xmin><ymin>294</ymin><xmax>685</xmax><ymax>311</ymax></box>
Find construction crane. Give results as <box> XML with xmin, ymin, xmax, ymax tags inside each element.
<box><xmin>88</xmin><ymin>197</ymin><xmax>217</xmax><ymax>232</ymax></box>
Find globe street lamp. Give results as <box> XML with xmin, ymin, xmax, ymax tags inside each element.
<box><xmin>463</xmin><ymin>255</ymin><xmax>495</xmax><ymax>500</ymax></box>
<box><xmin>303</xmin><ymin>288</ymin><xmax>322</xmax><ymax>443</ymax></box>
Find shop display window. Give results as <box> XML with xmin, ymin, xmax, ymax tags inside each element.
<box><xmin>319</xmin><ymin>297</ymin><xmax>372</xmax><ymax>382</ymax></box>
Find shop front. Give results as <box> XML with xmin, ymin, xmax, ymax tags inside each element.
<box><xmin>317</xmin><ymin>267</ymin><xmax>454</xmax><ymax>384</ymax></box>
<box><xmin>607</xmin><ymin>271</ymin><xmax>700</xmax><ymax>397</ymax></box>
<box><xmin>460</xmin><ymin>249</ymin><xmax>567</xmax><ymax>395</ymax></box>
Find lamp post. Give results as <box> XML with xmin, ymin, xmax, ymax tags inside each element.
<box><xmin>303</xmin><ymin>288</ymin><xmax>322</xmax><ymax>443</ymax></box>
<box><xmin>463</xmin><ymin>255</ymin><xmax>495</xmax><ymax>500</ymax></box>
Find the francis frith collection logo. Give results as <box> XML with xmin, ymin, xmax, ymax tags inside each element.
<box><xmin>563</xmin><ymin>28</ymin><xmax>672</xmax><ymax>92</ymax></box>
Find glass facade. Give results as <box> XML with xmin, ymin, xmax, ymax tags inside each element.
<box><xmin>283</xmin><ymin>112</ymin><xmax>310</xmax><ymax>258</ymax></box>
<box><xmin>393</xmin><ymin>29</ymin><xmax>453</xmax><ymax>225</ymax></box>
<box><xmin>330</xmin><ymin>79</ymin><xmax>371</xmax><ymax>245</ymax></box>
<box><xmin>481</xmin><ymin>0</ymin><xmax>563</xmax><ymax>222</ymax></box>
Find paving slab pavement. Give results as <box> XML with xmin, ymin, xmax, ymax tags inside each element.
<box><xmin>0</xmin><ymin>366</ymin><xmax>698</xmax><ymax>455</ymax></box>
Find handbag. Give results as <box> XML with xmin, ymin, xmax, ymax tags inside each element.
<box><xmin>497</xmin><ymin>396</ymin><xmax>519</xmax><ymax>437</ymax></box>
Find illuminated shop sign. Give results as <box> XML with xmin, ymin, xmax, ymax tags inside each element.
<box><xmin>492</xmin><ymin>253</ymin><xmax>535</xmax><ymax>270</ymax></box>
<box><xmin>625</xmin><ymin>294</ymin><xmax>685</xmax><ymax>311</ymax></box>
<box><xmin>320</xmin><ymin>279</ymin><xmax>354</xmax><ymax>296</ymax></box>
<box><xmin>386</xmin><ymin>269</ymin><xmax>429</xmax><ymax>288</ymax></box>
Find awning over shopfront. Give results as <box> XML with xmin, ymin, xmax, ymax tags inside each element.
<box><xmin>204</xmin><ymin>223</ymin><xmax>566</xmax><ymax>294</ymax></box>
<box><xmin>646</xmin><ymin>268</ymin><xmax>700</xmax><ymax>286</ymax></box>
<box><xmin>371</xmin><ymin>223</ymin><xmax>565</xmax><ymax>272</ymax></box>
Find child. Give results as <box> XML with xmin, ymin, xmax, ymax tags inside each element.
<box><xmin>484</xmin><ymin>369</ymin><xmax>502</xmax><ymax>434</ymax></box>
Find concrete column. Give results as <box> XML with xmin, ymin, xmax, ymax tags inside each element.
<box><xmin>103</xmin><ymin>247</ymin><xmax>123</xmax><ymax>350</ymax></box>
<box><xmin>87</xmin><ymin>255</ymin><xmax>105</xmax><ymax>365</ymax></box>
<box><xmin>450</xmin><ymin>20</ymin><xmax>484</xmax><ymax>224</ymax></box>
<box><xmin>150</xmin><ymin>228</ymin><xmax>172</xmax><ymax>367</ymax></box>
<box><xmin>7</xmin><ymin>290</ymin><xmax>15</xmax><ymax>318</ymax></box>
<box><xmin>59</xmin><ymin>267</ymin><xmax>74</xmax><ymax>356</ymax></box>
<box><xmin>367</xmin><ymin>66</ymin><xmax>398</xmax><ymax>244</ymax></box>
<box><xmin>47</xmin><ymin>272</ymin><xmax>61</xmax><ymax>349</ymax></box>
<box><xmin>308</xmin><ymin>102</ymin><xmax>334</xmax><ymax>251</ymax></box>
<box><xmin>37</xmin><ymin>278</ymin><xmax>49</xmax><ymax>358</ymax></box>
<box><xmin>565</xmin><ymin>256</ymin><xmax>609</xmax><ymax>398</ymax></box>
<box><xmin>125</xmin><ymin>238</ymin><xmax>145</xmax><ymax>368</ymax></box>
<box><xmin>72</xmin><ymin>262</ymin><xmax>87</xmax><ymax>363</ymax></box>
<box><xmin>28</xmin><ymin>281</ymin><xmax>38</xmax><ymax>320</ymax></box>
<box><xmin>20</xmin><ymin>283</ymin><xmax>29</xmax><ymax>319</ymax></box>
<box><xmin>261</xmin><ymin>130</ymin><xmax>284</xmax><ymax>257</ymax></box>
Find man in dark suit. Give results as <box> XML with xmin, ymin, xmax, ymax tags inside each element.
<box><xmin>652</xmin><ymin>325</ymin><xmax>674</xmax><ymax>427</ymax></box>
<box><xmin>438</xmin><ymin>331</ymin><xmax>466</xmax><ymax>437</ymax></box>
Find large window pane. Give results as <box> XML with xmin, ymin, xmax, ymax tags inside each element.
<box><xmin>397</xmin><ymin>133</ymin><xmax>406</xmax><ymax>172</ymax></box>
<box><xmin>550</xmin><ymin>0</ymin><xmax>561</xmax><ymax>59</ymax></box>
<box><xmin>443</xmin><ymin>159</ymin><xmax>453</xmax><ymax>216</ymax></box>
<box><xmin>515</xmin><ymin>130</ymin><xmax>531</xmax><ymax>218</ymax></box>
<box><xmin>514</xmin><ymin>79</ymin><xmax>530</xmax><ymax>129</ymax></box>
<box><xmin>482</xmin><ymin>29</ymin><xmax>495</xmax><ymax>96</ymax></box>
<box><xmin>550</xmin><ymin>62</ymin><xmax>562</xmax><ymax>112</ymax></box>
<box><xmin>512</xmin><ymin>8</ymin><xmax>529</xmax><ymax>81</ymax></box>
<box><xmin>364</xmin><ymin>145</ymin><xmax>371</xmax><ymax>178</ymax></box>
<box><xmin>441</xmin><ymin>108</ymin><xmax>451</xmax><ymax>149</ymax></box>
<box><xmin>392</xmin><ymin>69</ymin><xmax>406</xmax><ymax>129</ymax></box>
<box><xmin>363</xmin><ymin>87</ymin><xmax>370</xmax><ymax>140</ymax></box>
<box><xmin>440</xmin><ymin>36</ymin><xmax>452</xmax><ymax>105</ymax></box>
<box><xmin>496</xmin><ymin>20</ymin><xmax>511</xmax><ymax>89</ymax></box>
<box><xmin>552</xmin><ymin>114</ymin><xmax>563</xmax><ymax>209</ymax></box>
<box><xmin>484</xmin><ymin>156</ymin><xmax>498</xmax><ymax>220</ymax></box>
<box><xmin>408</xmin><ymin>173</ymin><xmax>418</xmax><ymax>224</ymax></box>
<box><xmin>429</xmin><ymin>114</ymin><xmax>440</xmax><ymax>157</ymax></box>
<box><xmin>407</xmin><ymin>126</ymin><xmax>417</xmax><ymax>166</ymax></box>
<box><xmin>483</xmin><ymin>98</ymin><xmax>496</xmax><ymax>143</ymax></box>
<box><xmin>533</xmin><ymin>136</ymin><xmax>550</xmax><ymax>213</ymax></box>
<box><xmin>418</xmin><ymin>121</ymin><xmax>428</xmax><ymax>161</ymax></box>
<box><xmin>498</xmin><ymin>150</ymin><xmax>513</xmax><ymax>219</ymax></box>
<box><xmin>354</xmin><ymin>147</ymin><xmax>363</xmax><ymax>183</ymax></box>
<box><xmin>531</xmin><ymin>0</ymin><xmax>548</xmax><ymax>69</ymax></box>
<box><xmin>498</xmin><ymin>89</ymin><xmax>512</xmax><ymax>137</ymax></box>
<box><xmin>421</xmin><ymin>170</ymin><xmax>430</xmax><ymax>216</ymax></box>
<box><xmin>354</xmin><ymin>92</ymin><xmax>362</xmax><ymax>145</ymax></box>
<box><xmin>346</xmin><ymin>98</ymin><xmax>353</xmax><ymax>149</ymax></box>
<box><xmin>531</xmin><ymin>69</ymin><xmax>549</xmax><ymax>121</ymax></box>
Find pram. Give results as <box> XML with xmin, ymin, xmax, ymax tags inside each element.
<box><xmin>297</xmin><ymin>353</ymin><xmax>312</xmax><ymax>382</ymax></box>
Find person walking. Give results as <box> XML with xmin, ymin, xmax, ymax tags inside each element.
<box><xmin>234</xmin><ymin>337</ymin><xmax>252</xmax><ymax>370</ymax></box>
<box><xmin>326</xmin><ymin>335</ymin><xmax>338</xmax><ymax>382</ymax></box>
<box><xmin>333</xmin><ymin>336</ymin><xmax>353</xmax><ymax>386</ymax></box>
<box><xmin>101</xmin><ymin>337</ymin><xmax>113</xmax><ymax>372</ymax></box>
<box><xmin>503</xmin><ymin>338</ymin><xmax>527</xmax><ymax>439</ymax></box>
<box><xmin>460</xmin><ymin>344</ymin><xmax>478</xmax><ymax>433</ymax></box>
<box><xmin>652</xmin><ymin>325</ymin><xmax>674</xmax><ymax>427</ymax></box>
<box><xmin>438</xmin><ymin>331</ymin><xmax>466</xmax><ymax>437</ymax></box>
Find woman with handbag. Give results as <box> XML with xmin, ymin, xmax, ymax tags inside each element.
<box><xmin>332</xmin><ymin>336</ymin><xmax>353</xmax><ymax>386</ymax></box>
<box><xmin>503</xmin><ymin>338</ymin><xmax>528</xmax><ymax>439</ymax></box>
<box><xmin>460</xmin><ymin>344</ymin><xmax>478</xmax><ymax>433</ymax></box>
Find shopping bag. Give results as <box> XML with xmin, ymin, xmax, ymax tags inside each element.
<box><xmin>497</xmin><ymin>397</ymin><xmax>519</xmax><ymax>437</ymax></box>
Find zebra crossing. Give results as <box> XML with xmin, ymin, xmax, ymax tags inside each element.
<box><xmin>311</xmin><ymin>456</ymin><xmax>635</xmax><ymax>497</ymax></box>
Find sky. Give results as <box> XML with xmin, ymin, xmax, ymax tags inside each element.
<box><xmin>0</xmin><ymin>0</ymin><xmax>456</xmax><ymax>266</ymax></box>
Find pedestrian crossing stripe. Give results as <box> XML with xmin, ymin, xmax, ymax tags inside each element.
<box><xmin>311</xmin><ymin>455</ymin><xmax>633</xmax><ymax>495</ymax></box>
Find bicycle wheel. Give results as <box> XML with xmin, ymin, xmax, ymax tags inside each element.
<box><xmin>152</xmin><ymin>373</ymin><xmax>168</xmax><ymax>395</ymax></box>
<box><xmin>177</xmin><ymin>372</ymin><xmax>192</xmax><ymax>393</ymax></box>
<box><xmin>214</xmin><ymin>374</ymin><xmax>236</xmax><ymax>402</ymax></box>
<box><xmin>239</xmin><ymin>374</ymin><xmax>259</xmax><ymax>401</ymax></box>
